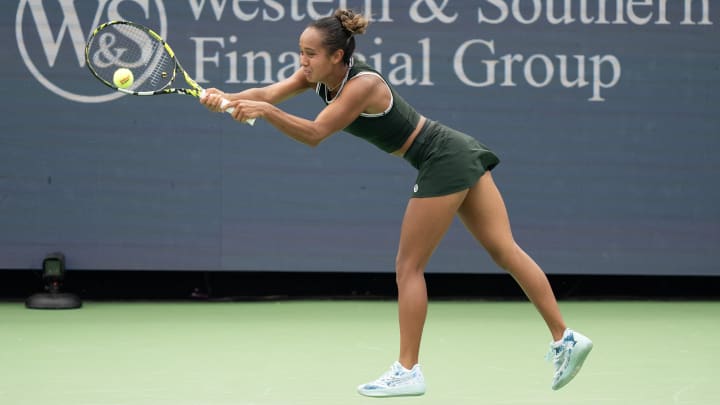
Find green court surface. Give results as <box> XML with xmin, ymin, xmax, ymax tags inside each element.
<box><xmin>1</xmin><ymin>300</ymin><xmax>718</xmax><ymax>405</ymax></box>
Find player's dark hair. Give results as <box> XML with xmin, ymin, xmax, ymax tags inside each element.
<box><xmin>309</xmin><ymin>9</ymin><xmax>368</xmax><ymax>64</ymax></box>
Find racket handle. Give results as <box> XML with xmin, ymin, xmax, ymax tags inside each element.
<box><xmin>219</xmin><ymin>98</ymin><xmax>255</xmax><ymax>126</ymax></box>
<box><xmin>200</xmin><ymin>89</ymin><xmax>255</xmax><ymax>126</ymax></box>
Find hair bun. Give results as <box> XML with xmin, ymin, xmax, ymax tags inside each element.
<box><xmin>335</xmin><ymin>9</ymin><xmax>368</xmax><ymax>35</ymax></box>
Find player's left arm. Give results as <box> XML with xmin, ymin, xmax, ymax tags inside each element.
<box><xmin>201</xmin><ymin>68</ymin><xmax>313</xmax><ymax>113</ymax></box>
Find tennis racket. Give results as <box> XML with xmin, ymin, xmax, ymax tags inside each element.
<box><xmin>85</xmin><ymin>20</ymin><xmax>254</xmax><ymax>125</ymax></box>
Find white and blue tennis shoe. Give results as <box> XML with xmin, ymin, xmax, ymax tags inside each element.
<box><xmin>547</xmin><ymin>328</ymin><xmax>593</xmax><ymax>390</ymax></box>
<box><xmin>357</xmin><ymin>361</ymin><xmax>426</xmax><ymax>397</ymax></box>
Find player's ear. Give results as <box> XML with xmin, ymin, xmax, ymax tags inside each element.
<box><xmin>331</xmin><ymin>49</ymin><xmax>345</xmax><ymax>65</ymax></box>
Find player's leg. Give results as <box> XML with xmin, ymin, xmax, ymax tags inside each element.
<box><xmin>457</xmin><ymin>172</ymin><xmax>565</xmax><ymax>338</ymax></box>
<box><xmin>395</xmin><ymin>190</ymin><xmax>467</xmax><ymax>369</ymax></box>
<box><xmin>457</xmin><ymin>171</ymin><xmax>592</xmax><ymax>389</ymax></box>
<box><xmin>357</xmin><ymin>190</ymin><xmax>467</xmax><ymax>397</ymax></box>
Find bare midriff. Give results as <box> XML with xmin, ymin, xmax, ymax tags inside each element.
<box><xmin>392</xmin><ymin>115</ymin><xmax>427</xmax><ymax>157</ymax></box>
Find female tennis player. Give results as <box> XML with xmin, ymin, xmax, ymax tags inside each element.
<box><xmin>200</xmin><ymin>9</ymin><xmax>592</xmax><ymax>397</ymax></box>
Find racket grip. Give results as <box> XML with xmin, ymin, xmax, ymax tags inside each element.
<box><xmin>219</xmin><ymin>98</ymin><xmax>255</xmax><ymax>126</ymax></box>
<box><xmin>200</xmin><ymin>89</ymin><xmax>255</xmax><ymax>126</ymax></box>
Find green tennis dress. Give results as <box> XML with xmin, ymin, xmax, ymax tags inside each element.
<box><xmin>317</xmin><ymin>58</ymin><xmax>499</xmax><ymax>198</ymax></box>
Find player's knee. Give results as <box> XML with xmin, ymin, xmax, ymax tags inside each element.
<box><xmin>395</xmin><ymin>257</ymin><xmax>424</xmax><ymax>285</ymax></box>
<box><xmin>486</xmin><ymin>242</ymin><xmax>521</xmax><ymax>271</ymax></box>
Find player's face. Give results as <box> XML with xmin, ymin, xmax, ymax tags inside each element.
<box><xmin>299</xmin><ymin>27</ymin><xmax>340</xmax><ymax>84</ymax></box>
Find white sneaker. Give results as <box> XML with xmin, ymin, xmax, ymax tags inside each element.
<box><xmin>547</xmin><ymin>328</ymin><xmax>593</xmax><ymax>390</ymax></box>
<box><xmin>357</xmin><ymin>361</ymin><xmax>426</xmax><ymax>397</ymax></box>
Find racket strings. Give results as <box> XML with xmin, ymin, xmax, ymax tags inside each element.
<box><xmin>149</xmin><ymin>50</ymin><xmax>174</xmax><ymax>89</ymax></box>
<box><xmin>87</xmin><ymin>23</ymin><xmax>175</xmax><ymax>92</ymax></box>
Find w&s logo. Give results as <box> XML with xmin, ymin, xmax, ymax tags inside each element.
<box><xmin>16</xmin><ymin>0</ymin><xmax>167</xmax><ymax>103</ymax></box>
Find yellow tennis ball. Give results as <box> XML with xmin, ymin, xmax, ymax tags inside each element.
<box><xmin>113</xmin><ymin>68</ymin><xmax>134</xmax><ymax>89</ymax></box>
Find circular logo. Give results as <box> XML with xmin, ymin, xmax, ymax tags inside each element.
<box><xmin>16</xmin><ymin>0</ymin><xmax>167</xmax><ymax>103</ymax></box>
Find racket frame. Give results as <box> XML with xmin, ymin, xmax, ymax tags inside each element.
<box><xmin>85</xmin><ymin>20</ymin><xmax>254</xmax><ymax>124</ymax></box>
<box><xmin>85</xmin><ymin>20</ymin><xmax>201</xmax><ymax>97</ymax></box>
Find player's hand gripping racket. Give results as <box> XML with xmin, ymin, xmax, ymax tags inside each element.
<box><xmin>85</xmin><ymin>20</ymin><xmax>254</xmax><ymax>125</ymax></box>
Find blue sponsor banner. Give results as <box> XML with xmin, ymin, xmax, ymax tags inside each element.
<box><xmin>1</xmin><ymin>1</ymin><xmax>718</xmax><ymax>275</ymax></box>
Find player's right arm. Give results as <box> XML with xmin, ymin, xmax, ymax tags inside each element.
<box><xmin>201</xmin><ymin>68</ymin><xmax>313</xmax><ymax>112</ymax></box>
